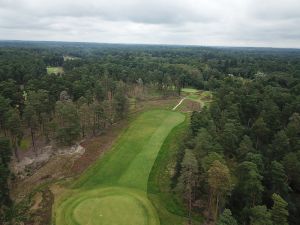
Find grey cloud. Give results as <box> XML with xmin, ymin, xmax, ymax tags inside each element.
<box><xmin>248</xmin><ymin>0</ymin><xmax>300</xmax><ymax>20</ymax></box>
<box><xmin>0</xmin><ymin>0</ymin><xmax>299</xmax><ymax>48</ymax></box>
<box><xmin>0</xmin><ymin>0</ymin><xmax>219</xmax><ymax>24</ymax></box>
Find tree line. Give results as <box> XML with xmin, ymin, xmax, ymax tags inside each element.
<box><xmin>174</xmin><ymin>72</ymin><xmax>300</xmax><ymax>224</ymax></box>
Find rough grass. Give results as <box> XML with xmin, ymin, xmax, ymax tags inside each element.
<box><xmin>148</xmin><ymin>117</ymin><xmax>189</xmax><ymax>225</ymax></box>
<box><xmin>46</xmin><ymin>67</ymin><xmax>64</xmax><ymax>74</ymax></box>
<box><xmin>54</xmin><ymin>110</ymin><xmax>185</xmax><ymax>225</ymax></box>
<box><xmin>148</xmin><ymin>117</ymin><xmax>203</xmax><ymax>225</ymax></box>
<box><xmin>182</xmin><ymin>89</ymin><xmax>213</xmax><ymax>108</ymax></box>
<box><xmin>173</xmin><ymin>88</ymin><xmax>212</xmax><ymax>112</ymax></box>
<box><xmin>176</xmin><ymin>99</ymin><xmax>201</xmax><ymax>112</ymax></box>
<box><xmin>181</xmin><ymin>88</ymin><xmax>199</xmax><ymax>93</ymax></box>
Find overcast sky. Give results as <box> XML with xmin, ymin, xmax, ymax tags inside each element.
<box><xmin>0</xmin><ymin>0</ymin><xmax>300</xmax><ymax>48</ymax></box>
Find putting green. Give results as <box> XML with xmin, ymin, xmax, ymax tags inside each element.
<box><xmin>74</xmin><ymin>195</ymin><xmax>145</xmax><ymax>225</ymax></box>
<box><xmin>55</xmin><ymin>110</ymin><xmax>185</xmax><ymax>225</ymax></box>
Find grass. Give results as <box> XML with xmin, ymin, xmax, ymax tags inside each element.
<box><xmin>56</xmin><ymin>187</ymin><xmax>159</xmax><ymax>225</ymax></box>
<box><xmin>176</xmin><ymin>88</ymin><xmax>213</xmax><ymax>111</ymax></box>
<box><xmin>148</xmin><ymin>116</ymin><xmax>203</xmax><ymax>225</ymax></box>
<box><xmin>20</xmin><ymin>138</ymin><xmax>31</xmax><ymax>151</ymax></box>
<box><xmin>54</xmin><ymin>110</ymin><xmax>185</xmax><ymax>225</ymax></box>
<box><xmin>148</xmin><ymin>117</ymin><xmax>189</xmax><ymax>224</ymax></box>
<box><xmin>63</xmin><ymin>55</ymin><xmax>80</xmax><ymax>61</ymax></box>
<box><xmin>181</xmin><ymin>88</ymin><xmax>199</xmax><ymax>93</ymax></box>
<box><xmin>182</xmin><ymin>89</ymin><xmax>213</xmax><ymax>107</ymax></box>
<box><xmin>47</xmin><ymin>67</ymin><xmax>64</xmax><ymax>75</ymax></box>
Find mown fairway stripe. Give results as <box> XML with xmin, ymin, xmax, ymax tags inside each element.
<box><xmin>55</xmin><ymin>110</ymin><xmax>185</xmax><ymax>225</ymax></box>
<box><xmin>118</xmin><ymin>112</ymin><xmax>184</xmax><ymax>190</ymax></box>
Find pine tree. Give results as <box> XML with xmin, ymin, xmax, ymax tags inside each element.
<box><xmin>0</xmin><ymin>96</ymin><xmax>10</xmax><ymax>135</ymax></box>
<box><xmin>55</xmin><ymin>100</ymin><xmax>80</xmax><ymax>145</ymax></box>
<box><xmin>113</xmin><ymin>83</ymin><xmax>129</xmax><ymax>120</ymax></box>
<box><xmin>245</xmin><ymin>153</ymin><xmax>264</xmax><ymax>174</ymax></box>
<box><xmin>0</xmin><ymin>138</ymin><xmax>12</xmax><ymax>222</ymax></box>
<box><xmin>270</xmin><ymin>161</ymin><xmax>288</xmax><ymax>195</ymax></box>
<box><xmin>250</xmin><ymin>205</ymin><xmax>273</xmax><ymax>225</ymax></box>
<box><xmin>286</xmin><ymin>113</ymin><xmax>300</xmax><ymax>151</ymax></box>
<box><xmin>252</xmin><ymin>116</ymin><xmax>270</xmax><ymax>148</ymax></box>
<box><xmin>194</xmin><ymin>128</ymin><xmax>223</xmax><ymax>158</ymax></box>
<box><xmin>236</xmin><ymin>161</ymin><xmax>263</xmax><ymax>207</ymax></box>
<box><xmin>176</xmin><ymin>149</ymin><xmax>199</xmax><ymax>224</ymax></box>
<box><xmin>217</xmin><ymin>209</ymin><xmax>238</xmax><ymax>225</ymax></box>
<box><xmin>271</xmin><ymin>193</ymin><xmax>289</xmax><ymax>225</ymax></box>
<box><xmin>23</xmin><ymin>104</ymin><xmax>39</xmax><ymax>155</ymax></box>
<box><xmin>238</xmin><ymin>135</ymin><xmax>256</xmax><ymax>160</ymax></box>
<box><xmin>6</xmin><ymin>108</ymin><xmax>22</xmax><ymax>161</ymax></box>
<box><xmin>208</xmin><ymin>160</ymin><xmax>232</xmax><ymax>221</ymax></box>
<box><xmin>272</xmin><ymin>130</ymin><xmax>290</xmax><ymax>161</ymax></box>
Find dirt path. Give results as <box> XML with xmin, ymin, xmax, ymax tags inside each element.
<box><xmin>172</xmin><ymin>98</ymin><xmax>186</xmax><ymax>110</ymax></box>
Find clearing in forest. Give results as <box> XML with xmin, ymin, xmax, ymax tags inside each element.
<box><xmin>46</xmin><ymin>66</ymin><xmax>64</xmax><ymax>74</ymax></box>
<box><xmin>173</xmin><ymin>88</ymin><xmax>213</xmax><ymax>111</ymax></box>
<box><xmin>181</xmin><ymin>88</ymin><xmax>212</xmax><ymax>104</ymax></box>
<box><xmin>54</xmin><ymin>110</ymin><xmax>185</xmax><ymax>225</ymax></box>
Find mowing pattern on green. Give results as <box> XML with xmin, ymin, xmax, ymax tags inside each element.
<box><xmin>55</xmin><ymin>110</ymin><xmax>185</xmax><ymax>225</ymax></box>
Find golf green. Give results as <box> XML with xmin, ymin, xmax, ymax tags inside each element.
<box><xmin>55</xmin><ymin>110</ymin><xmax>185</xmax><ymax>225</ymax></box>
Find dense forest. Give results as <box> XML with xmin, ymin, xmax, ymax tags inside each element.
<box><xmin>177</xmin><ymin>74</ymin><xmax>300</xmax><ymax>224</ymax></box>
<box><xmin>0</xmin><ymin>41</ymin><xmax>300</xmax><ymax>224</ymax></box>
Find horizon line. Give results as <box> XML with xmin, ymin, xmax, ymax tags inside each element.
<box><xmin>1</xmin><ymin>39</ymin><xmax>300</xmax><ymax>50</ymax></box>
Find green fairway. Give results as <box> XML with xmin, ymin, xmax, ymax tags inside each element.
<box><xmin>47</xmin><ymin>66</ymin><xmax>64</xmax><ymax>74</ymax></box>
<box><xmin>181</xmin><ymin>88</ymin><xmax>199</xmax><ymax>93</ymax></box>
<box><xmin>55</xmin><ymin>110</ymin><xmax>185</xmax><ymax>225</ymax></box>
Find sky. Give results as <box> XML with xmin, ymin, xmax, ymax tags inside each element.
<box><xmin>0</xmin><ymin>0</ymin><xmax>300</xmax><ymax>48</ymax></box>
